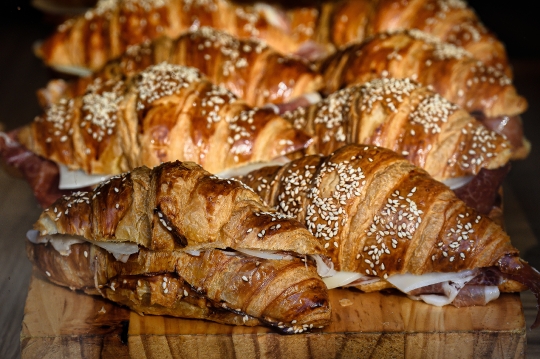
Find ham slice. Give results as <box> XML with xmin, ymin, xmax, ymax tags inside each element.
<box><xmin>0</xmin><ymin>129</ymin><xmax>85</xmax><ymax>207</ymax></box>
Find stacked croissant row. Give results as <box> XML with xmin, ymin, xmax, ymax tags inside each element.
<box><xmin>3</xmin><ymin>0</ymin><xmax>538</xmax><ymax>333</ymax></box>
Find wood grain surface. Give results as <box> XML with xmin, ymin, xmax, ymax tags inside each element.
<box><xmin>21</xmin><ymin>268</ymin><xmax>526</xmax><ymax>359</ymax></box>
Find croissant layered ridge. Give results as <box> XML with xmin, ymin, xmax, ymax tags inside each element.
<box><xmin>27</xmin><ymin>160</ymin><xmax>332</xmax><ymax>331</ymax></box>
<box><xmin>36</xmin><ymin>0</ymin><xmax>511</xmax><ymax>76</ymax></box>
<box><xmin>316</xmin><ymin>30</ymin><xmax>528</xmax><ymax>158</ymax></box>
<box><xmin>27</xmin><ymin>242</ymin><xmax>331</xmax><ymax>332</ymax></box>
<box><xmin>33</xmin><ymin>160</ymin><xmax>325</xmax><ymax>255</ymax></box>
<box><xmin>318</xmin><ymin>30</ymin><xmax>526</xmax><ymax>118</ymax></box>
<box><xmin>38</xmin><ymin>27</ymin><xmax>323</xmax><ymax>108</ymax></box>
<box><xmin>36</xmin><ymin>0</ymin><xmax>304</xmax><ymax>72</ymax></box>
<box><xmin>239</xmin><ymin>144</ymin><xmax>540</xmax><ymax>327</ymax></box>
<box><xmin>286</xmin><ymin>0</ymin><xmax>510</xmax><ymax>73</ymax></box>
<box><xmin>283</xmin><ymin>78</ymin><xmax>512</xmax><ymax>181</ymax></box>
<box><xmin>18</xmin><ymin>63</ymin><xmax>312</xmax><ymax>176</ymax></box>
<box><xmin>239</xmin><ymin>144</ymin><xmax>515</xmax><ymax>274</ymax></box>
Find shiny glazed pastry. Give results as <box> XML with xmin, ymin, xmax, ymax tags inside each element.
<box><xmin>18</xmin><ymin>63</ymin><xmax>312</xmax><ymax>176</ymax></box>
<box><xmin>26</xmin><ymin>160</ymin><xmax>332</xmax><ymax>332</ymax></box>
<box><xmin>284</xmin><ymin>0</ymin><xmax>510</xmax><ymax>74</ymax></box>
<box><xmin>283</xmin><ymin>77</ymin><xmax>512</xmax><ymax>182</ymax></box>
<box><xmin>316</xmin><ymin>30</ymin><xmax>529</xmax><ymax>159</ymax></box>
<box><xmin>36</xmin><ymin>0</ymin><xmax>510</xmax><ymax>76</ymax></box>
<box><xmin>35</xmin><ymin>0</ymin><xmax>300</xmax><ymax>72</ymax></box>
<box><xmin>239</xmin><ymin>144</ymin><xmax>540</xmax><ymax>328</ymax></box>
<box><xmin>38</xmin><ymin>27</ymin><xmax>323</xmax><ymax>108</ymax></box>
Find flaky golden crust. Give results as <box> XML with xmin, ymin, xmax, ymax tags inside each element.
<box><xmin>368</xmin><ymin>0</ymin><xmax>509</xmax><ymax>74</ymax></box>
<box><xmin>240</xmin><ymin>144</ymin><xmax>519</xmax><ymax>279</ymax></box>
<box><xmin>18</xmin><ymin>63</ymin><xmax>312</xmax><ymax>175</ymax></box>
<box><xmin>286</xmin><ymin>0</ymin><xmax>510</xmax><ymax>73</ymax></box>
<box><xmin>317</xmin><ymin>30</ymin><xmax>526</xmax><ymax>120</ymax></box>
<box><xmin>37</xmin><ymin>0</ymin><xmax>511</xmax><ymax>76</ymax></box>
<box><xmin>34</xmin><ymin>160</ymin><xmax>325</xmax><ymax>255</ymax></box>
<box><xmin>36</xmin><ymin>0</ymin><xmax>300</xmax><ymax>71</ymax></box>
<box><xmin>132</xmin><ymin>28</ymin><xmax>322</xmax><ymax>107</ymax></box>
<box><xmin>283</xmin><ymin>78</ymin><xmax>514</xmax><ymax>180</ymax></box>
<box><xmin>27</xmin><ymin>242</ymin><xmax>331</xmax><ymax>330</ymax></box>
<box><xmin>27</xmin><ymin>159</ymin><xmax>331</xmax><ymax>330</ymax></box>
<box><xmin>39</xmin><ymin>28</ymin><xmax>323</xmax><ymax>108</ymax></box>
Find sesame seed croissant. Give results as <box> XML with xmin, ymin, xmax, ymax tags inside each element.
<box><xmin>284</xmin><ymin>0</ymin><xmax>510</xmax><ymax>74</ymax></box>
<box><xmin>38</xmin><ymin>27</ymin><xmax>323</xmax><ymax>108</ymax></box>
<box><xmin>35</xmin><ymin>0</ymin><xmax>302</xmax><ymax>74</ymax></box>
<box><xmin>238</xmin><ymin>144</ymin><xmax>540</xmax><ymax>328</ymax></box>
<box><xmin>26</xmin><ymin>160</ymin><xmax>331</xmax><ymax>332</ymax></box>
<box><xmin>316</xmin><ymin>30</ymin><xmax>529</xmax><ymax>159</ymax></box>
<box><xmin>283</xmin><ymin>77</ymin><xmax>512</xmax><ymax>182</ymax></box>
<box><xmin>18</xmin><ymin>63</ymin><xmax>312</xmax><ymax>176</ymax></box>
<box><xmin>36</xmin><ymin>0</ymin><xmax>511</xmax><ymax>78</ymax></box>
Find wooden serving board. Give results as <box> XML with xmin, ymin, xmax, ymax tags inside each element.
<box><xmin>21</xmin><ymin>269</ymin><xmax>526</xmax><ymax>359</ymax></box>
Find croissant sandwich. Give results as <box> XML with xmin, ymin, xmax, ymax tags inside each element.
<box><xmin>36</xmin><ymin>0</ymin><xmax>511</xmax><ymax>76</ymax></box>
<box><xmin>26</xmin><ymin>160</ymin><xmax>332</xmax><ymax>332</ymax></box>
<box><xmin>283</xmin><ymin>77</ymin><xmax>512</xmax><ymax>183</ymax></box>
<box><xmin>35</xmin><ymin>0</ymin><xmax>302</xmax><ymax>73</ymax></box>
<box><xmin>38</xmin><ymin>27</ymin><xmax>323</xmax><ymax>109</ymax></box>
<box><xmin>316</xmin><ymin>30</ymin><xmax>529</xmax><ymax>159</ymax></box>
<box><xmin>238</xmin><ymin>144</ymin><xmax>540</xmax><ymax>329</ymax></box>
<box><xmin>15</xmin><ymin>63</ymin><xmax>311</xmax><ymax>189</ymax></box>
<box><xmin>283</xmin><ymin>0</ymin><xmax>511</xmax><ymax>73</ymax></box>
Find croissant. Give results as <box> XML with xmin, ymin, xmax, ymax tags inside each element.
<box><xmin>36</xmin><ymin>0</ymin><xmax>511</xmax><ymax>77</ymax></box>
<box><xmin>283</xmin><ymin>77</ymin><xmax>512</xmax><ymax>182</ymax></box>
<box><xmin>26</xmin><ymin>160</ymin><xmax>331</xmax><ymax>332</ymax></box>
<box><xmin>239</xmin><ymin>144</ymin><xmax>540</xmax><ymax>328</ymax></box>
<box><xmin>316</xmin><ymin>30</ymin><xmax>529</xmax><ymax>159</ymax></box>
<box><xmin>35</xmin><ymin>0</ymin><xmax>302</xmax><ymax>73</ymax></box>
<box><xmin>38</xmin><ymin>27</ymin><xmax>323</xmax><ymax>108</ymax></box>
<box><xmin>18</xmin><ymin>63</ymin><xmax>311</xmax><ymax>176</ymax></box>
<box><xmin>284</xmin><ymin>0</ymin><xmax>510</xmax><ymax>74</ymax></box>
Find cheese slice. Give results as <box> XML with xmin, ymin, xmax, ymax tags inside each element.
<box><xmin>442</xmin><ymin>176</ymin><xmax>474</xmax><ymax>190</ymax></box>
<box><xmin>237</xmin><ymin>248</ymin><xmax>293</xmax><ymax>260</ymax></box>
<box><xmin>26</xmin><ymin>230</ymin><xmax>139</xmax><ymax>262</ymax></box>
<box><xmin>58</xmin><ymin>164</ymin><xmax>112</xmax><ymax>189</ymax></box>
<box><xmin>216</xmin><ymin>158</ymin><xmax>290</xmax><ymax>179</ymax></box>
<box><xmin>26</xmin><ymin>231</ymin><xmax>335</xmax><ymax>276</ymax></box>
<box><xmin>254</xmin><ymin>3</ymin><xmax>289</xmax><ymax>32</ymax></box>
<box><xmin>387</xmin><ymin>270</ymin><xmax>477</xmax><ymax>293</ymax></box>
<box><xmin>51</xmin><ymin>64</ymin><xmax>93</xmax><ymax>77</ymax></box>
<box><xmin>323</xmin><ymin>272</ymin><xmax>370</xmax><ymax>290</ymax></box>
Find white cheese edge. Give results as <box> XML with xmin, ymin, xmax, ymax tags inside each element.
<box><xmin>58</xmin><ymin>164</ymin><xmax>112</xmax><ymax>190</ymax></box>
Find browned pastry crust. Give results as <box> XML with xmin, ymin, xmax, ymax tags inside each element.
<box><xmin>18</xmin><ymin>63</ymin><xmax>312</xmax><ymax>175</ymax></box>
<box><xmin>36</xmin><ymin>0</ymin><xmax>301</xmax><ymax>72</ymax></box>
<box><xmin>38</xmin><ymin>27</ymin><xmax>323</xmax><ymax>108</ymax></box>
<box><xmin>283</xmin><ymin>78</ymin><xmax>513</xmax><ymax>181</ymax></box>
<box><xmin>316</xmin><ymin>30</ymin><xmax>528</xmax><ymax>158</ymax></box>
<box><xmin>27</xmin><ymin>241</ymin><xmax>330</xmax><ymax>331</ymax></box>
<box><xmin>287</xmin><ymin>0</ymin><xmax>510</xmax><ymax>74</ymax></box>
<box><xmin>27</xmin><ymin>160</ymin><xmax>331</xmax><ymax>330</ymax></box>
<box><xmin>33</xmin><ymin>160</ymin><xmax>324</xmax><ymax>254</ymax></box>
<box><xmin>239</xmin><ymin>144</ymin><xmax>527</xmax><ymax>293</ymax></box>
<box><xmin>318</xmin><ymin>30</ymin><xmax>525</xmax><ymax>119</ymax></box>
<box><xmin>36</xmin><ymin>0</ymin><xmax>511</xmax><ymax>77</ymax></box>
